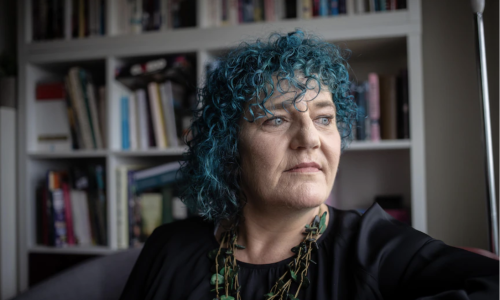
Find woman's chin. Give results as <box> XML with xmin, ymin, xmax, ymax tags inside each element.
<box><xmin>272</xmin><ymin>191</ymin><xmax>329</xmax><ymax>210</ymax></box>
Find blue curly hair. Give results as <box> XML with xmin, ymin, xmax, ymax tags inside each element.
<box><xmin>178</xmin><ymin>30</ymin><xmax>357</xmax><ymax>222</ymax></box>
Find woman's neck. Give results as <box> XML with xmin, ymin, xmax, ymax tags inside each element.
<box><xmin>217</xmin><ymin>202</ymin><xmax>329</xmax><ymax>265</ymax></box>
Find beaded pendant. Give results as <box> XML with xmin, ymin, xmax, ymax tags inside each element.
<box><xmin>207</xmin><ymin>210</ymin><xmax>327</xmax><ymax>300</ymax></box>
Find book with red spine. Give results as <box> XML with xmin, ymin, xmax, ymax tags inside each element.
<box><xmin>36</xmin><ymin>82</ymin><xmax>66</xmax><ymax>100</ymax></box>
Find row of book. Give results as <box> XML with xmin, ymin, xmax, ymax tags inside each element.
<box><xmin>36</xmin><ymin>165</ymin><xmax>107</xmax><ymax>247</ymax></box>
<box><xmin>35</xmin><ymin>68</ymin><xmax>106</xmax><ymax>151</ymax></box>
<box><xmin>31</xmin><ymin>0</ymin><xmax>408</xmax><ymax>41</ymax></box>
<box><xmin>116</xmin><ymin>54</ymin><xmax>196</xmax><ymax>150</ymax></box>
<box><xmin>349</xmin><ymin>69</ymin><xmax>409</xmax><ymax>141</ymax></box>
<box><xmin>32</xmin><ymin>0</ymin><xmax>106</xmax><ymax>41</ymax></box>
<box><xmin>117</xmin><ymin>162</ymin><xmax>190</xmax><ymax>248</ymax></box>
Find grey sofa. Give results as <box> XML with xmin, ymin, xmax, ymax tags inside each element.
<box><xmin>11</xmin><ymin>248</ymin><xmax>141</xmax><ymax>300</ymax></box>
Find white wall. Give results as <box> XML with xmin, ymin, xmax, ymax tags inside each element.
<box><xmin>422</xmin><ymin>0</ymin><xmax>499</xmax><ymax>250</ymax></box>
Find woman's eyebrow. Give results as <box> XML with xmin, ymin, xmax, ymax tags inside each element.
<box><xmin>312</xmin><ymin>100</ymin><xmax>336</xmax><ymax>110</ymax></box>
<box><xmin>265</xmin><ymin>99</ymin><xmax>336</xmax><ymax>113</ymax></box>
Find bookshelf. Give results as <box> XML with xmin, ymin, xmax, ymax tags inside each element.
<box><xmin>16</xmin><ymin>0</ymin><xmax>425</xmax><ymax>293</ymax></box>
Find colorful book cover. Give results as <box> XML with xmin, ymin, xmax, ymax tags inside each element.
<box><xmin>121</xmin><ymin>95</ymin><xmax>130</xmax><ymax>150</ymax></box>
<box><xmin>51</xmin><ymin>189</ymin><xmax>68</xmax><ymax>247</ymax></box>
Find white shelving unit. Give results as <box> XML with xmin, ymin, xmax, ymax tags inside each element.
<box><xmin>16</xmin><ymin>0</ymin><xmax>425</xmax><ymax>292</ymax></box>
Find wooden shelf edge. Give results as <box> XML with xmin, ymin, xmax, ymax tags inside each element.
<box><xmin>28</xmin><ymin>245</ymin><xmax>121</xmax><ymax>255</ymax></box>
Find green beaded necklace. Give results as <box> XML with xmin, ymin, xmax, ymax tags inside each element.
<box><xmin>207</xmin><ymin>209</ymin><xmax>328</xmax><ymax>300</ymax></box>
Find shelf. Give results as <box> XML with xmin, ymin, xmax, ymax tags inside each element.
<box><xmin>28</xmin><ymin>245</ymin><xmax>121</xmax><ymax>255</ymax></box>
<box><xmin>23</xmin><ymin>10</ymin><xmax>416</xmax><ymax>63</ymax></box>
<box><xmin>27</xmin><ymin>150</ymin><xmax>109</xmax><ymax>159</ymax></box>
<box><xmin>112</xmin><ymin>147</ymin><xmax>188</xmax><ymax>157</ymax></box>
<box><xmin>347</xmin><ymin>139</ymin><xmax>411</xmax><ymax>151</ymax></box>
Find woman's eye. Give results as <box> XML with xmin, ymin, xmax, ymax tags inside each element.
<box><xmin>265</xmin><ymin>117</ymin><xmax>284</xmax><ymax>126</ymax></box>
<box><xmin>318</xmin><ymin>117</ymin><xmax>332</xmax><ymax>125</ymax></box>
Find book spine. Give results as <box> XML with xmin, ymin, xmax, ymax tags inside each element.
<box><xmin>136</xmin><ymin>89</ymin><xmax>150</xmax><ymax>150</ymax></box>
<box><xmin>78</xmin><ymin>69</ymin><xmax>98</xmax><ymax>148</ymax></box>
<box><xmin>121</xmin><ymin>95</ymin><xmax>130</xmax><ymax>150</ymax></box>
<box><xmin>98</xmin><ymin>86</ymin><xmax>107</xmax><ymax>148</ymax></box>
<box><xmin>129</xmin><ymin>92</ymin><xmax>138</xmax><ymax>150</ymax></box>
<box><xmin>86</xmin><ymin>79</ymin><xmax>104</xmax><ymax>148</ymax></box>
<box><xmin>301</xmin><ymin>0</ymin><xmax>312</xmax><ymax>19</ymax></box>
<box><xmin>228</xmin><ymin>0</ymin><xmax>239</xmax><ymax>24</ymax></box>
<box><xmin>147</xmin><ymin>82</ymin><xmax>168</xmax><ymax>148</ymax></box>
<box><xmin>161</xmin><ymin>0</ymin><xmax>170</xmax><ymax>30</ymax></box>
<box><xmin>51</xmin><ymin>189</ymin><xmax>68</xmax><ymax>247</ymax></box>
<box><xmin>62</xmin><ymin>183</ymin><xmax>76</xmax><ymax>245</ymax></box>
<box><xmin>379</xmin><ymin>75</ymin><xmax>397</xmax><ymax>140</ymax></box>
<box><xmin>338</xmin><ymin>0</ymin><xmax>346</xmax><ymax>13</ymax></box>
<box><xmin>36</xmin><ymin>83</ymin><xmax>66</xmax><ymax>100</ymax></box>
<box><xmin>397</xmin><ymin>69</ymin><xmax>409</xmax><ymax>139</ymax></box>
<box><xmin>41</xmin><ymin>187</ymin><xmax>49</xmax><ymax>245</ymax></box>
<box><xmin>161</xmin><ymin>82</ymin><xmax>179</xmax><ymax>148</ymax></box>
<box><xmin>94</xmin><ymin>165</ymin><xmax>107</xmax><ymax>245</ymax></box>
<box><xmin>355</xmin><ymin>0</ymin><xmax>364</xmax><ymax>13</ymax></box>
<box><xmin>134</xmin><ymin>170</ymin><xmax>177</xmax><ymax>194</ymax></box>
<box><xmin>329</xmin><ymin>0</ymin><xmax>338</xmax><ymax>15</ymax></box>
<box><xmin>63</xmin><ymin>79</ymin><xmax>81</xmax><ymax>149</ymax></box>
<box><xmin>161</xmin><ymin>186</ymin><xmax>174</xmax><ymax>224</ymax></box>
<box><xmin>127</xmin><ymin>169</ymin><xmax>139</xmax><ymax>247</ymax></box>
<box><xmin>356</xmin><ymin>83</ymin><xmax>366</xmax><ymax>140</ymax></box>
<box><xmin>68</xmin><ymin>69</ymin><xmax>94</xmax><ymax>149</ymax></box>
<box><xmin>368</xmin><ymin>73</ymin><xmax>380</xmax><ymax>141</ymax></box>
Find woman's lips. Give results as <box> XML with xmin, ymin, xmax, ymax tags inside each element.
<box><xmin>287</xmin><ymin>167</ymin><xmax>321</xmax><ymax>173</ymax></box>
<box><xmin>285</xmin><ymin>162</ymin><xmax>321</xmax><ymax>173</ymax></box>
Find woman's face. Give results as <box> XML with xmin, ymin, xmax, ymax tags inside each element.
<box><xmin>238</xmin><ymin>79</ymin><xmax>341</xmax><ymax>210</ymax></box>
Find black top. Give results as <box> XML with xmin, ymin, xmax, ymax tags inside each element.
<box><xmin>119</xmin><ymin>203</ymin><xmax>499</xmax><ymax>299</ymax></box>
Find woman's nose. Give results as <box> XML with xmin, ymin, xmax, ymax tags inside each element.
<box><xmin>289</xmin><ymin>117</ymin><xmax>321</xmax><ymax>150</ymax></box>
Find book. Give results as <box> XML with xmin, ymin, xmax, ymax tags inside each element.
<box><xmin>132</xmin><ymin>161</ymin><xmax>181</xmax><ymax>193</ymax></box>
<box><xmin>121</xmin><ymin>95</ymin><xmax>130</xmax><ymax>150</ymax></box>
<box><xmin>397</xmin><ymin>69</ymin><xmax>410</xmax><ymax>139</ymax></box>
<box><xmin>116</xmin><ymin>165</ymin><xmax>145</xmax><ymax>249</ymax></box>
<box><xmin>36</xmin><ymin>82</ymin><xmax>65</xmax><ymax>99</ymax></box>
<box><xmin>139</xmin><ymin>193</ymin><xmax>163</xmax><ymax>237</ymax></box>
<box><xmin>147</xmin><ymin>82</ymin><xmax>168</xmax><ymax>148</ymax></box>
<box><xmin>379</xmin><ymin>74</ymin><xmax>397</xmax><ymax>140</ymax></box>
<box><xmin>85</xmin><ymin>76</ymin><xmax>104</xmax><ymax>148</ymax></box>
<box><xmin>70</xmin><ymin>190</ymin><xmax>93</xmax><ymax>245</ymax></box>
<box><xmin>51</xmin><ymin>189</ymin><xmax>68</xmax><ymax>247</ymax></box>
<box><xmin>136</xmin><ymin>89</ymin><xmax>150</xmax><ymax>150</ymax></box>
<box><xmin>367</xmin><ymin>72</ymin><xmax>380</xmax><ymax>142</ymax></box>
<box><xmin>61</xmin><ymin>182</ymin><xmax>76</xmax><ymax>245</ymax></box>
<box><xmin>35</xmin><ymin>92</ymin><xmax>72</xmax><ymax>151</ymax></box>
<box><xmin>128</xmin><ymin>92</ymin><xmax>139</xmax><ymax>150</ymax></box>
<box><xmin>160</xmin><ymin>81</ymin><xmax>179</xmax><ymax>147</ymax></box>
<box><xmin>68</xmin><ymin>68</ymin><xmax>94</xmax><ymax>149</ymax></box>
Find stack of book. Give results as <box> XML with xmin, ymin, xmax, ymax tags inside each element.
<box><xmin>116</xmin><ymin>55</ymin><xmax>196</xmax><ymax>150</ymax></box>
<box><xmin>349</xmin><ymin>69</ymin><xmax>409</xmax><ymax>142</ymax></box>
<box><xmin>35</xmin><ymin>68</ymin><xmax>106</xmax><ymax>151</ymax></box>
<box><xmin>116</xmin><ymin>162</ymin><xmax>189</xmax><ymax>248</ymax></box>
<box><xmin>32</xmin><ymin>0</ymin><xmax>106</xmax><ymax>41</ymax></box>
<box><xmin>117</xmin><ymin>0</ymin><xmax>196</xmax><ymax>34</ymax></box>
<box><xmin>36</xmin><ymin>164</ymin><xmax>107</xmax><ymax>247</ymax></box>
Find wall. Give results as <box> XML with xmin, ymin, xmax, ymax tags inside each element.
<box><xmin>422</xmin><ymin>0</ymin><xmax>499</xmax><ymax>250</ymax></box>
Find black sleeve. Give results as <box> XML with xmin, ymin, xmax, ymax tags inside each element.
<box><xmin>390</xmin><ymin>240</ymin><xmax>499</xmax><ymax>300</ymax></box>
<box><xmin>119</xmin><ymin>225</ymin><xmax>169</xmax><ymax>300</ymax></box>
<box><xmin>355</xmin><ymin>203</ymin><xmax>499</xmax><ymax>300</ymax></box>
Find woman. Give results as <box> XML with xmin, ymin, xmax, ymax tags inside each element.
<box><xmin>119</xmin><ymin>30</ymin><xmax>498</xmax><ymax>300</ymax></box>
